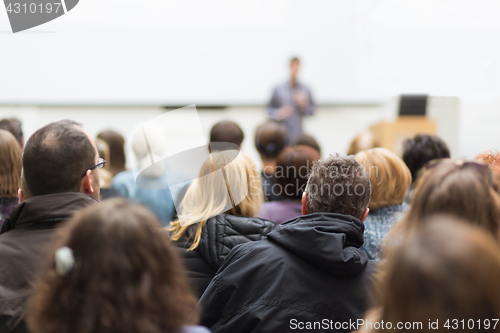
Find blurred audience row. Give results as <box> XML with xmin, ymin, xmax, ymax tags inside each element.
<box><xmin>1</xmin><ymin>116</ymin><xmax>500</xmax><ymax>333</ymax></box>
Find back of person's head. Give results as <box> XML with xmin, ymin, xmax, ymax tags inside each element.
<box><xmin>402</xmin><ymin>134</ymin><xmax>450</xmax><ymax>183</ymax></box>
<box><xmin>275</xmin><ymin>146</ymin><xmax>320</xmax><ymax>200</ymax></box>
<box><xmin>96</xmin><ymin>130</ymin><xmax>126</xmax><ymax>176</ymax></box>
<box><xmin>23</xmin><ymin>120</ymin><xmax>97</xmax><ymax>197</ymax></box>
<box><xmin>355</xmin><ymin>148</ymin><xmax>411</xmax><ymax>210</ymax></box>
<box><xmin>170</xmin><ymin>151</ymin><xmax>263</xmax><ymax>250</ymax></box>
<box><xmin>347</xmin><ymin>132</ymin><xmax>380</xmax><ymax>156</ymax></box>
<box><xmin>0</xmin><ymin>130</ymin><xmax>22</xmax><ymax>198</ymax></box>
<box><xmin>475</xmin><ymin>150</ymin><xmax>500</xmax><ymax>180</ymax></box>
<box><xmin>293</xmin><ymin>133</ymin><xmax>321</xmax><ymax>155</ymax></box>
<box><xmin>209</xmin><ymin>121</ymin><xmax>244</xmax><ymax>151</ymax></box>
<box><xmin>0</xmin><ymin>118</ymin><xmax>24</xmax><ymax>148</ymax></box>
<box><xmin>402</xmin><ymin>160</ymin><xmax>500</xmax><ymax>236</ymax></box>
<box><xmin>255</xmin><ymin>120</ymin><xmax>288</xmax><ymax>160</ymax></box>
<box><xmin>130</xmin><ymin>124</ymin><xmax>167</xmax><ymax>178</ymax></box>
<box><xmin>305</xmin><ymin>154</ymin><xmax>371</xmax><ymax>219</ymax></box>
<box><xmin>377</xmin><ymin>217</ymin><xmax>500</xmax><ymax>332</ymax></box>
<box><xmin>27</xmin><ymin>199</ymin><xmax>198</xmax><ymax>333</ymax></box>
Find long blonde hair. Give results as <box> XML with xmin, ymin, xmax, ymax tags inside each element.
<box><xmin>169</xmin><ymin>151</ymin><xmax>263</xmax><ymax>250</ymax></box>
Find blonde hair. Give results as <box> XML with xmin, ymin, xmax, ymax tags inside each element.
<box><xmin>347</xmin><ymin>132</ymin><xmax>380</xmax><ymax>156</ymax></box>
<box><xmin>169</xmin><ymin>151</ymin><xmax>263</xmax><ymax>250</ymax></box>
<box><xmin>0</xmin><ymin>130</ymin><xmax>22</xmax><ymax>197</ymax></box>
<box><xmin>355</xmin><ymin>148</ymin><xmax>411</xmax><ymax>209</ymax></box>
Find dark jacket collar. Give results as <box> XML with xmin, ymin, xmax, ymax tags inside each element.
<box><xmin>1</xmin><ymin>192</ymin><xmax>100</xmax><ymax>234</ymax></box>
<box><xmin>268</xmin><ymin>212</ymin><xmax>368</xmax><ymax>277</ymax></box>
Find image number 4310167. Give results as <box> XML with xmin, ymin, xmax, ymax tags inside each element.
<box><xmin>3</xmin><ymin>0</ymin><xmax>79</xmax><ymax>33</ymax></box>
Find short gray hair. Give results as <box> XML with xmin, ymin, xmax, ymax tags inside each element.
<box><xmin>304</xmin><ymin>154</ymin><xmax>371</xmax><ymax>219</ymax></box>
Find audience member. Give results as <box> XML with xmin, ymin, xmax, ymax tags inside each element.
<box><xmin>357</xmin><ymin>217</ymin><xmax>500</xmax><ymax>333</ymax></box>
<box><xmin>293</xmin><ymin>133</ymin><xmax>321</xmax><ymax>155</ymax></box>
<box><xmin>475</xmin><ymin>150</ymin><xmax>500</xmax><ymax>184</ymax></box>
<box><xmin>96</xmin><ymin>130</ymin><xmax>126</xmax><ymax>176</ymax></box>
<box><xmin>0</xmin><ymin>130</ymin><xmax>22</xmax><ymax>228</ymax></box>
<box><xmin>384</xmin><ymin>159</ymin><xmax>500</xmax><ymax>256</ymax></box>
<box><xmin>113</xmin><ymin>127</ymin><xmax>176</xmax><ymax>225</ymax></box>
<box><xmin>255</xmin><ymin>120</ymin><xmax>288</xmax><ymax>202</ymax></box>
<box><xmin>347</xmin><ymin>132</ymin><xmax>380</xmax><ymax>156</ymax></box>
<box><xmin>0</xmin><ymin>118</ymin><xmax>24</xmax><ymax>148</ymax></box>
<box><xmin>174</xmin><ymin>120</ymin><xmax>245</xmax><ymax>212</ymax></box>
<box><xmin>169</xmin><ymin>150</ymin><xmax>274</xmax><ymax>296</ymax></box>
<box><xmin>355</xmin><ymin>148</ymin><xmax>411</xmax><ymax>260</ymax></box>
<box><xmin>199</xmin><ymin>154</ymin><xmax>375</xmax><ymax>333</ymax></box>
<box><xmin>95</xmin><ymin>138</ymin><xmax>119</xmax><ymax>199</ymax></box>
<box><xmin>26</xmin><ymin>199</ymin><xmax>209</xmax><ymax>333</ymax></box>
<box><xmin>0</xmin><ymin>120</ymin><xmax>101</xmax><ymax>332</ymax></box>
<box><xmin>209</xmin><ymin>120</ymin><xmax>244</xmax><ymax>151</ymax></box>
<box><xmin>257</xmin><ymin>145</ymin><xmax>320</xmax><ymax>224</ymax></box>
<box><xmin>268</xmin><ymin>57</ymin><xmax>314</xmax><ymax>143</ymax></box>
<box><xmin>402</xmin><ymin>134</ymin><xmax>450</xmax><ymax>203</ymax></box>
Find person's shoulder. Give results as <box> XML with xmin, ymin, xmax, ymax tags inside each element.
<box><xmin>112</xmin><ymin>170</ymin><xmax>134</xmax><ymax>183</ymax></box>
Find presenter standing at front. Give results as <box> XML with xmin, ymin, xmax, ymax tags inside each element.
<box><xmin>267</xmin><ymin>57</ymin><xmax>315</xmax><ymax>143</ymax></box>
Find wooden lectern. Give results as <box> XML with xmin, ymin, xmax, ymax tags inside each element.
<box><xmin>369</xmin><ymin>116</ymin><xmax>436</xmax><ymax>156</ymax></box>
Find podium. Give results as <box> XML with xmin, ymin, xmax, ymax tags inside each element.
<box><xmin>370</xmin><ymin>116</ymin><xmax>436</xmax><ymax>155</ymax></box>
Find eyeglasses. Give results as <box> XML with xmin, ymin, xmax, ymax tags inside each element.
<box><xmin>82</xmin><ymin>158</ymin><xmax>106</xmax><ymax>177</ymax></box>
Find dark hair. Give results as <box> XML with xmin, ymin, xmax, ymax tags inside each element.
<box><xmin>96</xmin><ymin>130</ymin><xmax>126</xmax><ymax>176</ymax></box>
<box><xmin>0</xmin><ymin>118</ymin><xmax>23</xmax><ymax>147</ymax></box>
<box><xmin>402</xmin><ymin>134</ymin><xmax>450</xmax><ymax>182</ymax></box>
<box><xmin>305</xmin><ymin>154</ymin><xmax>371</xmax><ymax>219</ymax></box>
<box><xmin>275</xmin><ymin>146</ymin><xmax>320</xmax><ymax>200</ymax></box>
<box><xmin>0</xmin><ymin>130</ymin><xmax>22</xmax><ymax>197</ymax></box>
<box><xmin>255</xmin><ymin>120</ymin><xmax>288</xmax><ymax>160</ymax></box>
<box><xmin>293</xmin><ymin>134</ymin><xmax>321</xmax><ymax>155</ymax></box>
<box><xmin>209</xmin><ymin>121</ymin><xmax>244</xmax><ymax>151</ymax></box>
<box><xmin>27</xmin><ymin>199</ymin><xmax>199</xmax><ymax>333</ymax></box>
<box><xmin>23</xmin><ymin>120</ymin><xmax>96</xmax><ymax>197</ymax></box>
<box><xmin>378</xmin><ymin>217</ymin><xmax>500</xmax><ymax>332</ymax></box>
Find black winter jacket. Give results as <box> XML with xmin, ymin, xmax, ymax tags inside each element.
<box><xmin>199</xmin><ymin>212</ymin><xmax>377</xmax><ymax>333</ymax></box>
<box><xmin>171</xmin><ymin>214</ymin><xmax>275</xmax><ymax>297</ymax></box>
<box><xmin>0</xmin><ymin>192</ymin><xmax>99</xmax><ymax>333</ymax></box>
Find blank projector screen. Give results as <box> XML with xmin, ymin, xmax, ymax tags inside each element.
<box><xmin>2</xmin><ymin>0</ymin><xmax>500</xmax><ymax>105</ymax></box>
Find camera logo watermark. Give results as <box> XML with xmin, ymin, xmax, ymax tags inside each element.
<box><xmin>3</xmin><ymin>0</ymin><xmax>78</xmax><ymax>33</ymax></box>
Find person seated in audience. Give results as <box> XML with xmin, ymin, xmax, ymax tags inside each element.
<box><xmin>475</xmin><ymin>150</ymin><xmax>500</xmax><ymax>183</ymax></box>
<box><xmin>169</xmin><ymin>150</ymin><xmax>275</xmax><ymax>297</ymax></box>
<box><xmin>293</xmin><ymin>133</ymin><xmax>321</xmax><ymax>155</ymax></box>
<box><xmin>26</xmin><ymin>199</ymin><xmax>210</xmax><ymax>333</ymax></box>
<box><xmin>113</xmin><ymin>126</ymin><xmax>176</xmax><ymax>225</ymax></box>
<box><xmin>347</xmin><ymin>131</ymin><xmax>380</xmax><ymax>156</ymax></box>
<box><xmin>355</xmin><ymin>148</ymin><xmax>411</xmax><ymax>260</ymax></box>
<box><xmin>356</xmin><ymin>217</ymin><xmax>500</xmax><ymax>333</ymax></box>
<box><xmin>0</xmin><ymin>120</ymin><xmax>101</xmax><ymax>332</ymax></box>
<box><xmin>209</xmin><ymin>120</ymin><xmax>244</xmax><ymax>151</ymax></box>
<box><xmin>402</xmin><ymin>134</ymin><xmax>450</xmax><ymax>203</ymax></box>
<box><xmin>0</xmin><ymin>117</ymin><xmax>24</xmax><ymax>148</ymax></box>
<box><xmin>383</xmin><ymin>159</ymin><xmax>500</xmax><ymax>256</ymax></box>
<box><xmin>95</xmin><ymin>138</ymin><xmax>119</xmax><ymax>199</ymax></box>
<box><xmin>257</xmin><ymin>145</ymin><xmax>320</xmax><ymax>224</ymax></box>
<box><xmin>0</xmin><ymin>130</ymin><xmax>22</xmax><ymax>228</ymax></box>
<box><xmin>97</xmin><ymin>129</ymin><xmax>126</xmax><ymax>176</ymax></box>
<box><xmin>255</xmin><ymin>120</ymin><xmax>288</xmax><ymax>202</ymax></box>
<box><xmin>174</xmin><ymin>120</ymin><xmax>245</xmax><ymax>211</ymax></box>
<box><xmin>199</xmin><ymin>154</ymin><xmax>376</xmax><ymax>333</ymax></box>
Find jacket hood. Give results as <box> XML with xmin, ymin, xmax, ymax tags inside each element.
<box><xmin>267</xmin><ymin>212</ymin><xmax>368</xmax><ymax>277</ymax></box>
<box><xmin>1</xmin><ymin>192</ymin><xmax>100</xmax><ymax>234</ymax></box>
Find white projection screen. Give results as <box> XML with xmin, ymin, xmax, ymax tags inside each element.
<box><xmin>1</xmin><ymin>0</ymin><xmax>500</xmax><ymax>105</ymax></box>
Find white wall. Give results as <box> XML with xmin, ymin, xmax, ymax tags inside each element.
<box><xmin>2</xmin><ymin>0</ymin><xmax>500</xmax><ymax>105</ymax></box>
